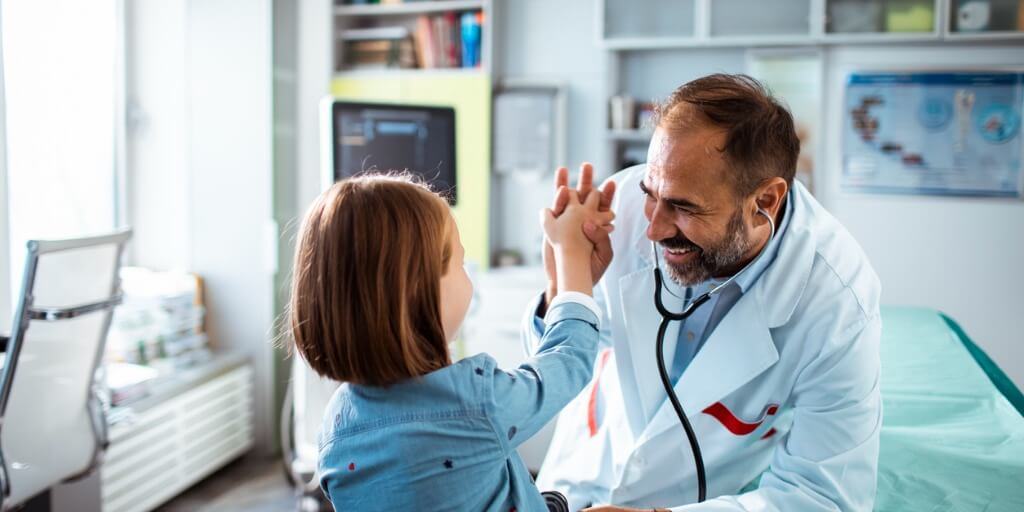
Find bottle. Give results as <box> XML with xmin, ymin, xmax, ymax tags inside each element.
<box><xmin>461</xmin><ymin>11</ymin><xmax>481</xmax><ymax>68</ymax></box>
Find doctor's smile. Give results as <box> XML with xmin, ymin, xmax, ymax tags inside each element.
<box><xmin>660</xmin><ymin>243</ymin><xmax>697</xmax><ymax>267</ymax></box>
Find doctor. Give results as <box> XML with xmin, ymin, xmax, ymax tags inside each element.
<box><xmin>523</xmin><ymin>74</ymin><xmax>882</xmax><ymax>511</ymax></box>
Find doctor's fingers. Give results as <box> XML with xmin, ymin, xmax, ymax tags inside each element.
<box><xmin>594</xmin><ymin>209</ymin><xmax>616</xmax><ymax>225</ymax></box>
<box><xmin>575</xmin><ymin>162</ymin><xmax>595</xmax><ymax>201</ymax></box>
<box><xmin>583</xmin><ymin>221</ymin><xmax>614</xmax><ymax>245</ymax></box>
<box><xmin>553</xmin><ymin>167</ymin><xmax>571</xmax><ymax>214</ymax></box>
<box><xmin>583</xmin><ymin>187</ymin><xmax>603</xmax><ymax>208</ymax></box>
<box><xmin>554</xmin><ymin>166</ymin><xmax>569</xmax><ymax>190</ymax></box>
<box><xmin>599</xmin><ymin>179</ymin><xmax>617</xmax><ymax>212</ymax></box>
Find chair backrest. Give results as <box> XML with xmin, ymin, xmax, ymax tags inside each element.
<box><xmin>0</xmin><ymin>230</ymin><xmax>130</xmax><ymax>508</ymax></box>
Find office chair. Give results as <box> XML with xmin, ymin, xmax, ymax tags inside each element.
<box><xmin>0</xmin><ymin>230</ymin><xmax>131</xmax><ymax>510</ymax></box>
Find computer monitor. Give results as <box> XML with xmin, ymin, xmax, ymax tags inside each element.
<box><xmin>321</xmin><ymin>99</ymin><xmax>457</xmax><ymax>204</ymax></box>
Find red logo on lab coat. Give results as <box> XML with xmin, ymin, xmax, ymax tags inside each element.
<box><xmin>587</xmin><ymin>349</ymin><xmax>613</xmax><ymax>437</ymax></box>
<box><xmin>703</xmin><ymin>402</ymin><xmax>779</xmax><ymax>437</ymax></box>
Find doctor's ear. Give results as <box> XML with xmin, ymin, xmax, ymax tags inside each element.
<box><xmin>750</xmin><ymin>177</ymin><xmax>787</xmax><ymax>222</ymax></box>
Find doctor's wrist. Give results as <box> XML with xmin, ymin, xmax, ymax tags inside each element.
<box><xmin>540</xmin><ymin>284</ymin><xmax>556</xmax><ymax>318</ymax></box>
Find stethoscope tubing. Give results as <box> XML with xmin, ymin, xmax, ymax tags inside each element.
<box><xmin>651</xmin><ymin>208</ymin><xmax>776</xmax><ymax>504</ymax></box>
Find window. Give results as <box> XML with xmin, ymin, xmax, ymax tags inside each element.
<box><xmin>1</xmin><ymin>0</ymin><xmax>123</xmax><ymax>306</ymax></box>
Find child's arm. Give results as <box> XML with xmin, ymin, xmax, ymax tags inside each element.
<box><xmin>484</xmin><ymin>190</ymin><xmax>613</xmax><ymax>449</ymax></box>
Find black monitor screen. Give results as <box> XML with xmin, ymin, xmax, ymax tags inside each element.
<box><xmin>331</xmin><ymin>101</ymin><xmax>456</xmax><ymax>204</ymax></box>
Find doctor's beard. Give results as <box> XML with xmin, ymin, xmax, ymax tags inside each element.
<box><xmin>659</xmin><ymin>208</ymin><xmax>753</xmax><ymax>287</ymax></box>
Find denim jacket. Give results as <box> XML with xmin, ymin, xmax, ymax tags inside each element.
<box><xmin>318</xmin><ymin>300</ymin><xmax>600</xmax><ymax>511</ymax></box>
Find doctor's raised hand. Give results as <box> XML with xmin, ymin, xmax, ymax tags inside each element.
<box><xmin>542</xmin><ymin>163</ymin><xmax>617</xmax><ymax>310</ymax></box>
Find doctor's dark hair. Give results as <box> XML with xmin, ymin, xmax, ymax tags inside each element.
<box><xmin>289</xmin><ymin>174</ymin><xmax>453</xmax><ymax>386</ymax></box>
<box><xmin>653</xmin><ymin>73</ymin><xmax>800</xmax><ymax>197</ymax></box>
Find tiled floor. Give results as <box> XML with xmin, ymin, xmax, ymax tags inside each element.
<box><xmin>158</xmin><ymin>456</ymin><xmax>320</xmax><ymax>512</ymax></box>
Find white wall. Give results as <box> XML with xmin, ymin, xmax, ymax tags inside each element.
<box><xmin>126</xmin><ymin>0</ymin><xmax>189</xmax><ymax>270</ymax></box>
<box><xmin>0</xmin><ymin>6</ymin><xmax>10</xmax><ymax>331</ymax></box>
<box><xmin>492</xmin><ymin>0</ymin><xmax>610</xmax><ymax>263</ymax></box>
<box><xmin>821</xmin><ymin>44</ymin><xmax>1024</xmax><ymax>387</ymax></box>
<box><xmin>497</xmin><ymin>0</ymin><xmax>608</xmax><ymax>173</ymax></box>
<box><xmin>295</xmin><ymin>0</ymin><xmax>331</xmax><ymax>209</ymax></box>
<box><xmin>126</xmin><ymin>0</ymin><xmax>278</xmax><ymax>454</ymax></box>
<box><xmin>187</xmin><ymin>0</ymin><xmax>276</xmax><ymax>454</ymax></box>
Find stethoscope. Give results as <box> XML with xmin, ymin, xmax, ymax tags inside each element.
<box><xmin>651</xmin><ymin>207</ymin><xmax>776</xmax><ymax>503</ymax></box>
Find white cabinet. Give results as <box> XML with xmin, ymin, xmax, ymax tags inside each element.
<box><xmin>100</xmin><ymin>360</ymin><xmax>254</xmax><ymax>512</ymax></box>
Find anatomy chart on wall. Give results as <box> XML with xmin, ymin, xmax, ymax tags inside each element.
<box><xmin>842</xmin><ymin>71</ymin><xmax>1023</xmax><ymax>198</ymax></box>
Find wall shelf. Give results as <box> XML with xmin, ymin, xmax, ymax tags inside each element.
<box><xmin>603</xmin><ymin>37</ymin><xmax>702</xmax><ymax>50</ymax></box>
<box><xmin>944</xmin><ymin>31</ymin><xmax>1024</xmax><ymax>42</ymax></box>
<box><xmin>599</xmin><ymin>0</ymin><xmax>1022</xmax><ymax>51</ymax></box>
<box><xmin>333</xmin><ymin>67</ymin><xmax>485</xmax><ymax>79</ymax></box>
<box><xmin>334</xmin><ymin>0</ymin><xmax>484</xmax><ymax>17</ymax></box>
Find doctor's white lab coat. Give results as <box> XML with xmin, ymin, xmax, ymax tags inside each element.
<box><xmin>522</xmin><ymin>165</ymin><xmax>883</xmax><ymax>511</ymax></box>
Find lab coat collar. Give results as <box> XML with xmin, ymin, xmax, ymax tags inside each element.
<box><xmin>756</xmin><ymin>180</ymin><xmax>816</xmax><ymax>329</ymax></box>
<box><xmin>618</xmin><ymin>181</ymin><xmax>818</xmax><ymax>446</ymax></box>
<box><xmin>733</xmin><ymin>189</ymin><xmax>793</xmax><ymax>294</ymax></box>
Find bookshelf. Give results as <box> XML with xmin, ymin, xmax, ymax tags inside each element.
<box><xmin>334</xmin><ymin>0</ymin><xmax>484</xmax><ymax>17</ymax></box>
<box><xmin>333</xmin><ymin>0</ymin><xmax>493</xmax><ymax>76</ymax></box>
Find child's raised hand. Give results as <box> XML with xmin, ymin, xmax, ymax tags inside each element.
<box><xmin>541</xmin><ymin>186</ymin><xmax>615</xmax><ymax>253</ymax></box>
<box><xmin>539</xmin><ymin>188</ymin><xmax>615</xmax><ymax>297</ymax></box>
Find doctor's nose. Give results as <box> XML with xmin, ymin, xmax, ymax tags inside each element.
<box><xmin>646</xmin><ymin>202</ymin><xmax>677</xmax><ymax>242</ymax></box>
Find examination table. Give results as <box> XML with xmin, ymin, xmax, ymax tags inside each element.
<box><xmin>868</xmin><ymin>306</ymin><xmax>1023</xmax><ymax>511</ymax></box>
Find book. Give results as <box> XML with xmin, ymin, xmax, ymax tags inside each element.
<box><xmin>409</xmin><ymin>10</ymin><xmax>484</xmax><ymax>70</ymax></box>
<box><xmin>444</xmin><ymin>11</ymin><xmax>460</xmax><ymax>68</ymax></box>
<box><xmin>342</xmin><ymin>26</ymin><xmax>410</xmax><ymax>41</ymax></box>
<box><xmin>345</xmin><ymin>37</ymin><xmax>416</xmax><ymax>69</ymax></box>
<box><xmin>414</xmin><ymin>15</ymin><xmax>435</xmax><ymax>68</ymax></box>
<box><xmin>432</xmin><ymin>15</ymin><xmax>448</xmax><ymax>67</ymax></box>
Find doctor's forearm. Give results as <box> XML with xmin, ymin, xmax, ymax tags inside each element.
<box><xmin>540</xmin><ymin>283</ymin><xmax>556</xmax><ymax>317</ymax></box>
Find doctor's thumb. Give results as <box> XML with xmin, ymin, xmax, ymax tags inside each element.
<box><xmin>583</xmin><ymin>222</ymin><xmax>612</xmax><ymax>243</ymax></box>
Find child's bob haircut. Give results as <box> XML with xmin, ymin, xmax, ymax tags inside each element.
<box><xmin>289</xmin><ymin>174</ymin><xmax>453</xmax><ymax>386</ymax></box>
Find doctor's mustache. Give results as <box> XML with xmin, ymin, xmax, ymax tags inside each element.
<box><xmin>658</xmin><ymin>235</ymin><xmax>703</xmax><ymax>254</ymax></box>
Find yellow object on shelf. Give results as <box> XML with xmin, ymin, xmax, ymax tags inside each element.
<box><xmin>886</xmin><ymin>1</ymin><xmax>934</xmax><ymax>32</ymax></box>
<box><xmin>332</xmin><ymin>73</ymin><xmax>492</xmax><ymax>269</ymax></box>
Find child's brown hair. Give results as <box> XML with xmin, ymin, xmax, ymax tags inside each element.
<box><xmin>289</xmin><ymin>174</ymin><xmax>453</xmax><ymax>386</ymax></box>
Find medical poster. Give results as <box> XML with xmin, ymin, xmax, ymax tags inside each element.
<box><xmin>842</xmin><ymin>71</ymin><xmax>1023</xmax><ymax>197</ymax></box>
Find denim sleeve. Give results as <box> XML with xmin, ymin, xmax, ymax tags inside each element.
<box><xmin>488</xmin><ymin>301</ymin><xmax>600</xmax><ymax>450</ymax></box>
<box><xmin>521</xmin><ymin>282</ymin><xmax>614</xmax><ymax>359</ymax></box>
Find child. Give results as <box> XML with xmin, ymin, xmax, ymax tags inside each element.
<box><xmin>289</xmin><ymin>174</ymin><xmax>613</xmax><ymax>511</ymax></box>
